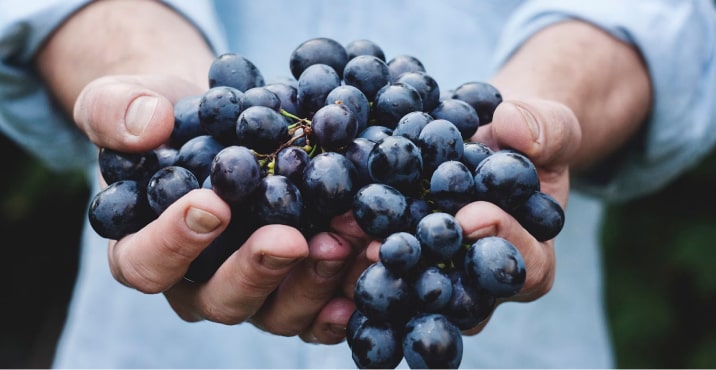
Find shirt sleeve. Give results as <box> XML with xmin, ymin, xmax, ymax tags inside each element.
<box><xmin>488</xmin><ymin>0</ymin><xmax>716</xmax><ymax>203</ymax></box>
<box><xmin>0</xmin><ymin>0</ymin><xmax>227</xmax><ymax>173</ymax></box>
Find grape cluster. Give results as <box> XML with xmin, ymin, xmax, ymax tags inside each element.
<box><xmin>87</xmin><ymin>37</ymin><xmax>565</xmax><ymax>369</ymax></box>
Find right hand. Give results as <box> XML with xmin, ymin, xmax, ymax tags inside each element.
<box><xmin>74</xmin><ymin>74</ymin><xmax>371</xmax><ymax>344</ymax></box>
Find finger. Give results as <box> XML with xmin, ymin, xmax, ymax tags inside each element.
<box><xmin>108</xmin><ymin>188</ymin><xmax>231</xmax><ymax>293</ymax></box>
<box><xmin>300</xmin><ymin>296</ymin><xmax>356</xmax><ymax>344</ymax></box>
<box><xmin>249</xmin><ymin>231</ymin><xmax>354</xmax><ymax>336</ymax></box>
<box><xmin>165</xmin><ymin>224</ymin><xmax>309</xmax><ymax>325</ymax></box>
<box><xmin>455</xmin><ymin>201</ymin><xmax>555</xmax><ymax>302</ymax></box>
<box><xmin>340</xmin><ymin>239</ymin><xmax>382</xmax><ymax>300</ymax></box>
<box><xmin>329</xmin><ymin>210</ymin><xmax>373</xmax><ymax>251</ymax></box>
<box><xmin>73</xmin><ymin>74</ymin><xmax>204</xmax><ymax>152</ymax></box>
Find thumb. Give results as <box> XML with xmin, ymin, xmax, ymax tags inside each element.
<box><xmin>472</xmin><ymin>99</ymin><xmax>582</xmax><ymax>205</ymax></box>
<box><xmin>73</xmin><ymin>74</ymin><xmax>205</xmax><ymax>152</ymax></box>
<box><xmin>475</xmin><ymin>99</ymin><xmax>582</xmax><ymax>169</ymax></box>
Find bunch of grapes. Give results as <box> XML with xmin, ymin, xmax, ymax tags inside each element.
<box><xmin>87</xmin><ymin>37</ymin><xmax>565</xmax><ymax>369</ymax></box>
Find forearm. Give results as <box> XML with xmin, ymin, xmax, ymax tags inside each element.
<box><xmin>35</xmin><ymin>0</ymin><xmax>215</xmax><ymax>115</ymax></box>
<box><xmin>490</xmin><ymin>20</ymin><xmax>652</xmax><ymax>171</ymax></box>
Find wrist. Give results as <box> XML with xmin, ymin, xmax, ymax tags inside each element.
<box><xmin>35</xmin><ymin>0</ymin><xmax>214</xmax><ymax>114</ymax></box>
<box><xmin>489</xmin><ymin>20</ymin><xmax>652</xmax><ymax>170</ymax></box>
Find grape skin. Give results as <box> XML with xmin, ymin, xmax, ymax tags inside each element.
<box><xmin>402</xmin><ymin>313</ymin><xmax>463</xmax><ymax>369</ymax></box>
<box><xmin>146</xmin><ymin>165</ymin><xmax>200</xmax><ymax>215</ymax></box>
<box><xmin>209</xmin><ymin>145</ymin><xmax>261</xmax><ymax>204</ymax></box>
<box><xmin>352</xmin><ymin>183</ymin><xmax>409</xmax><ymax>239</ymax></box>
<box><xmin>88</xmin><ymin>180</ymin><xmax>155</xmax><ymax>240</ymax></box>
<box><xmin>208</xmin><ymin>52</ymin><xmax>265</xmax><ymax>92</ymax></box>
<box><xmin>464</xmin><ymin>236</ymin><xmax>527</xmax><ymax>298</ymax></box>
<box><xmin>367</xmin><ymin>135</ymin><xmax>423</xmax><ymax>194</ymax></box>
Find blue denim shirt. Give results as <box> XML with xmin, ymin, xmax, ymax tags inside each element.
<box><xmin>2</xmin><ymin>0</ymin><xmax>715</xmax><ymax>368</ymax></box>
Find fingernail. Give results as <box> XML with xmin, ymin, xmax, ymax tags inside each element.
<box><xmin>263</xmin><ymin>256</ymin><xmax>298</xmax><ymax>270</ymax></box>
<box><xmin>514</xmin><ymin>104</ymin><xmax>540</xmax><ymax>141</ymax></box>
<box><xmin>327</xmin><ymin>324</ymin><xmax>345</xmax><ymax>337</ymax></box>
<box><xmin>185</xmin><ymin>207</ymin><xmax>221</xmax><ymax>234</ymax></box>
<box><xmin>315</xmin><ymin>260</ymin><xmax>346</xmax><ymax>278</ymax></box>
<box><xmin>125</xmin><ymin>96</ymin><xmax>158</xmax><ymax>136</ymax></box>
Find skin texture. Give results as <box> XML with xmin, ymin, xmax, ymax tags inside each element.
<box><xmin>35</xmin><ymin>0</ymin><xmax>651</xmax><ymax>343</ymax></box>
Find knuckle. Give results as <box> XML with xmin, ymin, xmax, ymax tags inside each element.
<box><xmin>119</xmin><ymin>260</ymin><xmax>171</xmax><ymax>294</ymax></box>
<box><xmin>200</xmin><ymin>300</ymin><xmax>249</xmax><ymax>326</ymax></box>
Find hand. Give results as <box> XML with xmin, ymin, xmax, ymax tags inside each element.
<box><xmin>460</xmin><ymin>98</ymin><xmax>581</xmax><ymax>333</ymax></box>
<box><xmin>339</xmin><ymin>98</ymin><xmax>582</xmax><ymax>335</ymax></box>
<box><xmin>74</xmin><ymin>74</ymin><xmax>371</xmax><ymax>344</ymax></box>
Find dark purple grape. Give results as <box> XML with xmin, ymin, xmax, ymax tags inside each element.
<box><xmin>429</xmin><ymin>160</ymin><xmax>477</xmax><ymax>214</ymax></box>
<box><xmin>473</xmin><ymin>149</ymin><xmax>539</xmax><ymax>211</ymax></box>
<box><xmin>297</xmin><ymin>203</ymin><xmax>332</xmax><ymax>240</ymax></box>
<box><xmin>310</xmin><ymin>103</ymin><xmax>359</xmax><ymax>151</ymax></box>
<box><xmin>296</xmin><ymin>63</ymin><xmax>341</xmax><ymax>118</ymax></box>
<box><xmin>415</xmin><ymin>212</ymin><xmax>463</xmax><ymax>262</ymax></box>
<box><xmin>98</xmin><ymin>147</ymin><xmax>160</xmax><ymax>186</ymax></box>
<box><xmin>289</xmin><ymin>37</ymin><xmax>348</xmax><ymax>79</ymax></box>
<box><xmin>342</xmin><ymin>137</ymin><xmax>376</xmax><ymax>186</ymax></box>
<box><xmin>511</xmin><ymin>191</ymin><xmax>565</xmax><ymax>242</ymax></box>
<box><xmin>367</xmin><ymin>135</ymin><xmax>423</xmax><ymax>194</ymax></box>
<box><xmin>358</xmin><ymin>125</ymin><xmax>392</xmax><ymax>142</ymax></box>
<box><xmin>146</xmin><ymin>166</ymin><xmax>200</xmax><ymax>215</ymax></box>
<box><xmin>353</xmin><ymin>183</ymin><xmax>409</xmax><ymax>239</ymax></box>
<box><xmin>387</xmin><ymin>54</ymin><xmax>426</xmax><ymax>82</ymax></box>
<box><xmin>379</xmin><ymin>232</ymin><xmax>422</xmax><ymax>275</ymax></box>
<box><xmin>170</xmin><ymin>94</ymin><xmax>204</xmax><ymax>149</ymax></box>
<box><xmin>274</xmin><ymin>146</ymin><xmax>309</xmax><ymax>185</ymax></box>
<box><xmin>451</xmin><ymin>81</ymin><xmax>502</xmax><ymax>125</ymax></box>
<box><xmin>208</xmin><ymin>53</ymin><xmax>265</xmax><ymax>92</ymax></box>
<box><xmin>210</xmin><ymin>145</ymin><xmax>261</xmax><ymax>204</ymax></box>
<box><xmin>354</xmin><ymin>262</ymin><xmax>415</xmax><ymax>323</ymax></box>
<box><xmin>301</xmin><ymin>151</ymin><xmax>359</xmax><ymax>217</ymax></box>
<box><xmin>402</xmin><ymin>313</ymin><xmax>463</xmax><ymax>369</ymax></box>
<box><xmin>396</xmin><ymin>71</ymin><xmax>440</xmax><ymax>112</ymax></box>
<box><xmin>345</xmin><ymin>39</ymin><xmax>386</xmax><ymax>61</ymax></box>
<box><xmin>416</xmin><ymin>119</ymin><xmax>464</xmax><ymax>175</ymax></box>
<box><xmin>461</xmin><ymin>141</ymin><xmax>493</xmax><ymax>172</ymax></box>
<box><xmin>154</xmin><ymin>147</ymin><xmax>178</xmax><ymax>168</ymax></box>
<box><xmin>325</xmin><ymin>85</ymin><xmax>371</xmax><ymax>134</ymax></box>
<box><xmin>372</xmin><ymin>83</ymin><xmax>423</xmax><ymax>129</ymax></box>
<box><xmin>346</xmin><ymin>309</ymin><xmax>369</xmax><ymax>349</ymax></box>
<box><xmin>239</xmin><ymin>86</ymin><xmax>281</xmax><ymax>111</ymax></box>
<box><xmin>392</xmin><ymin>111</ymin><xmax>433</xmax><ymax>143</ymax></box>
<box><xmin>430</xmin><ymin>98</ymin><xmax>480</xmax><ymax>140</ymax></box>
<box><xmin>266</xmin><ymin>75</ymin><xmax>298</xmax><ymax>89</ymax></box>
<box><xmin>88</xmin><ymin>180</ymin><xmax>155</xmax><ymax>240</ymax></box>
<box><xmin>174</xmin><ymin>135</ymin><xmax>225</xmax><ymax>184</ymax></box>
<box><xmin>251</xmin><ymin>175</ymin><xmax>303</xmax><ymax>228</ymax></box>
<box><xmin>198</xmin><ymin>86</ymin><xmax>244</xmax><ymax>141</ymax></box>
<box><xmin>464</xmin><ymin>236</ymin><xmax>526</xmax><ymax>298</ymax></box>
<box><xmin>350</xmin><ymin>319</ymin><xmax>404</xmax><ymax>369</ymax></box>
<box><xmin>413</xmin><ymin>266</ymin><xmax>453</xmax><ymax>313</ymax></box>
<box><xmin>235</xmin><ymin>105</ymin><xmax>290</xmax><ymax>154</ymax></box>
<box><xmin>444</xmin><ymin>269</ymin><xmax>496</xmax><ymax>330</ymax></box>
<box><xmin>264</xmin><ymin>82</ymin><xmax>299</xmax><ymax>116</ymax></box>
<box><xmin>342</xmin><ymin>55</ymin><xmax>391</xmax><ymax>101</ymax></box>
<box><xmin>405</xmin><ymin>196</ymin><xmax>432</xmax><ymax>233</ymax></box>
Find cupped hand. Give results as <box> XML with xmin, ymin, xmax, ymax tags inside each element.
<box><xmin>459</xmin><ymin>98</ymin><xmax>582</xmax><ymax>334</ymax></box>
<box><xmin>340</xmin><ymin>98</ymin><xmax>582</xmax><ymax>336</ymax></box>
<box><xmin>73</xmin><ymin>74</ymin><xmax>369</xmax><ymax>344</ymax></box>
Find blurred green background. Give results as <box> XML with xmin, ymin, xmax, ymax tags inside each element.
<box><xmin>1</xmin><ymin>130</ymin><xmax>715</xmax><ymax>369</ymax></box>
